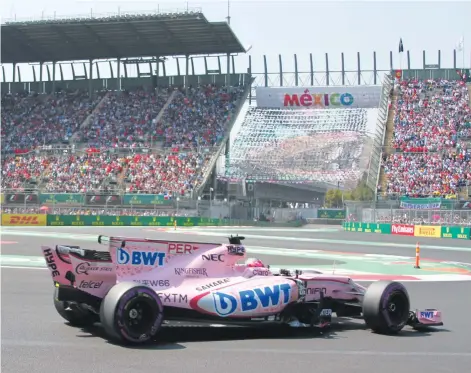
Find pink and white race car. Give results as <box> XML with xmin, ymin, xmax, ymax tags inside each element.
<box><xmin>42</xmin><ymin>235</ymin><xmax>443</xmax><ymax>345</ymax></box>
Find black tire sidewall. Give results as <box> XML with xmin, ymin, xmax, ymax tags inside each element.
<box><xmin>380</xmin><ymin>283</ymin><xmax>410</xmax><ymax>332</ymax></box>
<box><xmin>363</xmin><ymin>281</ymin><xmax>410</xmax><ymax>334</ymax></box>
<box><xmin>101</xmin><ymin>283</ymin><xmax>164</xmax><ymax>344</ymax></box>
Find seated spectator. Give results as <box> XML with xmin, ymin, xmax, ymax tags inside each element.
<box><xmin>43</xmin><ymin>152</ymin><xmax>125</xmax><ymax>193</ymax></box>
<box><xmin>392</xmin><ymin>79</ymin><xmax>470</xmax><ymax>152</ymax></box>
<box><xmin>79</xmin><ymin>88</ymin><xmax>170</xmax><ymax>148</ymax></box>
<box><xmin>155</xmin><ymin>84</ymin><xmax>246</xmax><ymax>149</ymax></box>
<box><xmin>1</xmin><ymin>90</ymin><xmax>104</xmax><ymax>152</ymax></box>
<box><xmin>1</xmin><ymin>154</ymin><xmax>51</xmax><ymax>190</ymax></box>
<box><xmin>383</xmin><ymin>149</ymin><xmax>471</xmax><ymax>196</ymax></box>
<box><xmin>1</xmin><ymin>83</ymin><xmax>247</xmax><ymax>195</ymax></box>
<box><xmin>123</xmin><ymin>152</ymin><xmax>211</xmax><ymax>196</ymax></box>
<box><xmin>383</xmin><ymin>78</ymin><xmax>471</xmax><ymax>196</ymax></box>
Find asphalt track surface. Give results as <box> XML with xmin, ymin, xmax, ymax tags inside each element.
<box><xmin>2</xmin><ymin>225</ymin><xmax>471</xmax><ymax>373</ymax></box>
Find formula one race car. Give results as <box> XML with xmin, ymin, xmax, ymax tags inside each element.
<box><xmin>41</xmin><ymin>235</ymin><xmax>443</xmax><ymax>345</ymax></box>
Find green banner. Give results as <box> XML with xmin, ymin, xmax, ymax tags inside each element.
<box><xmin>47</xmin><ymin>214</ymin><xmax>216</xmax><ymax>227</ymax></box>
<box><xmin>399</xmin><ymin>197</ymin><xmax>457</xmax><ymax>210</ymax></box>
<box><xmin>441</xmin><ymin>225</ymin><xmax>471</xmax><ymax>240</ymax></box>
<box><xmin>317</xmin><ymin>209</ymin><xmax>346</xmax><ymax>219</ymax></box>
<box><xmin>123</xmin><ymin>194</ymin><xmax>173</xmax><ymax>205</ymax></box>
<box><xmin>400</xmin><ymin>197</ymin><xmax>442</xmax><ymax>210</ymax></box>
<box><xmin>39</xmin><ymin>193</ymin><xmax>84</xmax><ymax>204</ymax></box>
<box><xmin>343</xmin><ymin>222</ymin><xmax>391</xmax><ymax>234</ymax></box>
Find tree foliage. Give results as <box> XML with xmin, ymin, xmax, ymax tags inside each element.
<box><xmin>324</xmin><ymin>180</ymin><xmax>374</xmax><ymax>208</ymax></box>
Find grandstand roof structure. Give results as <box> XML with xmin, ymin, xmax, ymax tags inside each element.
<box><xmin>1</xmin><ymin>11</ymin><xmax>246</xmax><ymax>64</ymax></box>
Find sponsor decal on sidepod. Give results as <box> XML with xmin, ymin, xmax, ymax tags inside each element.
<box><xmin>194</xmin><ymin>283</ymin><xmax>292</xmax><ymax>317</ymax></box>
<box><xmin>75</xmin><ymin>262</ymin><xmax>113</xmax><ymax>275</ymax></box>
<box><xmin>117</xmin><ymin>247</ymin><xmax>165</xmax><ymax>267</ymax></box>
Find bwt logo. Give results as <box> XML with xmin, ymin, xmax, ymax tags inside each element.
<box><xmin>420</xmin><ymin>311</ymin><xmax>434</xmax><ymax>319</ymax></box>
<box><xmin>283</xmin><ymin>89</ymin><xmax>354</xmax><ymax>108</ymax></box>
<box><xmin>117</xmin><ymin>248</ymin><xmax>165</xmax><ymax>266</ymax></box>
<box><xmin>212</xmin><ymin>283</ymin><xmax>291</xmax><ymax>317</ymax></box>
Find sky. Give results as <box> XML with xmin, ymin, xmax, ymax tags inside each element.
<box><xmin>1</xmin><ymin>0</ymin><xmax>470</xmax><ymax>83</ymax></box>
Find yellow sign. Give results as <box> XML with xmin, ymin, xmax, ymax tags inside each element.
<box><xmin>1</xmin><ymin>214</ymin><xmax>46</xmax><ymax>226</ymax></box>
<box><xmin>414</xmin><ymin>225</ymin><xmax>441</xmax><ymax>238</ymax></box>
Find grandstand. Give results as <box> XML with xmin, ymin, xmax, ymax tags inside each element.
<box><xmin>1</xmin><ymin>11</ymin><xmax>251</xmax><ymax>200</ymax></box>
<box><xmin>225</xmin><ymin>107</ymin><xmax>373</xmax><ymax>189</ymax></box>
<box><xmin>1</xmin><ymin>9</ymin><xmax>470</xmax><ymax>222</ymax></box>
<box><xmin>220</xmin><ymin>83</ymin><xmax>390</xmax><ymax>194</ymax></box>
<box><xmin>381</xmin><ymin>76</ymin><xmax>471</xmax><ymax>198</ymax></box>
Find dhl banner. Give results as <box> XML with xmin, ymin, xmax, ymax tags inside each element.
<box><xmin>1</xmin><ymin>214</ymin><xmax>46</xmax><ymax>226</ymax></box>
<box><xmin>413</xmin><ymin>225</ymin><xmax>442</xmax><ymax>238</ymax></box>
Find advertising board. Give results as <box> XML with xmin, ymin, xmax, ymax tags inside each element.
<box><xmin>256</xmin><ymin>86</ymin><xmax>382</xmax><ymax>109</ymax></box>
<box><xmin>413</xmin><ymin>225</ymin><xmax>442</xmax><ymax>238</ymax></box>
<box><xmin>317</xmin><ymin>209</ymin><xmax>346</xmax><ymax>219</ymax></box>
<box><xmin>46</xmin><ymin>215</ymin><xmax>220</xmax><ymax>227</ymax></box>
<box><xmin>123</xmin><ymin>194</ymin><xmax>173</xmax><ymax>205</ymax></box>
<box><xmin>441</xmin><ymin>226</ymin><xmax>470</xmax><ymax>240</ymax></box>
<box><xmin>1</xmin><ymin>214</ymin><xmax>46</xmax><ymax>226</ymax></box>
<box><xmin>391</xmin><ymin>224</ymin><xmax>415</xmax><ymax>236</ymax></box>
<box><xmin>4</xmin><ymin>193</ymin><xmax>39</xmax><ymax>205</ymax></box>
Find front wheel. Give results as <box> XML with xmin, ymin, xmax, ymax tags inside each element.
<box><xmin>99</xmin><ymin>282</ymin><xmax>164</xmax><ymax>345</ymax></box>
<box><xmin>53</xmin><ymin>287</ymin><xmax>98</xmax><ymax>327</ymax></box>
<box><xmin>362</xmin><ymin>281</ymin><xmax>410</xmax><ymax>334</ymax></box>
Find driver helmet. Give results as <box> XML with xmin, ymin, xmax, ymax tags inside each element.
<box><xmin>245</xmin><ymin>257</ymin><xmax>265</xmax><ymax>268</ymax></box>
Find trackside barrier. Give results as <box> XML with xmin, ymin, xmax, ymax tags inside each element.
<box><xmin>20</xmin><ymin>215</ymin><xmax>303</xmax><ymax>228</ymax></box>
<box><xmin>0</xmin><ymin>214</ymin><xmax>306</xmax><ymax>228</ymax></box>
<box><xmin>1</xmin><ymin>214</ymin><xmax>47</xmax><ymax>226</ymax></box>
<box><xmin>343</xmin><ymin>222</ymin><xmax>471</xmax><ymax>240</ymax></box>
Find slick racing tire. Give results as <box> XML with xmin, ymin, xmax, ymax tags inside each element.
<box><xmin>362</xmin><ymin>281</ymin><xmax>410</xmax><ymax>335</ymax></box>
<box><xmin>53</xmin><ymin>287</ymin><xmax>98</xmax><ymax>327</ymax></box>
<box><xmin>99</xmin><ymin>282</ymin><xmax>164</xmax><ymax>345</ymax></box>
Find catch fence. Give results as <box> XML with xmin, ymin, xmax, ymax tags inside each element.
<box><xmin>345</xmin><ymin>200</ymin><xmax>471</xmax><ymax>227</ymax></box>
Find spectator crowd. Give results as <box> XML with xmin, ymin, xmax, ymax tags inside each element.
<box><xmin>383</xmin><ymin>78</ymin><xmax>471</xmax><ymax>196</ymax></box>
<box><xmin>1</xmin><ymin>84</ymin><xmax>246</xmax><ymax>196</ymax></box>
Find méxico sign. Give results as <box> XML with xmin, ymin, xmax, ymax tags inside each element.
<box><xmin>256</xmin><ymin>86</ymin><xmax>382</xmax><ymax>109</ymax></box>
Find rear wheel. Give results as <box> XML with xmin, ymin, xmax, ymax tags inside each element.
<box><xmin>99</xmin><ymin>282</ymin><xmax>164</xmax><ymax>345</ymax></box>
<box><xmin>53</xmin><ymin>287</ymin><xmax>98</xmax><ymax>327</ymax></box>
<box><xmin>362</xmin><ymin>281</ymin><xmax>410</xmax><ymax>334</ymax></box>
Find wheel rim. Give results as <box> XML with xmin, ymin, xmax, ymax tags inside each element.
<box><xmin>123</xmin><ymin>298</ymin><xmax>156</xmax><ymax>335</ymax></box>
<box><xmin>386</xmin><ymin>291</ymin><xmax>408</xmax><ymax>324</ymax></box>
